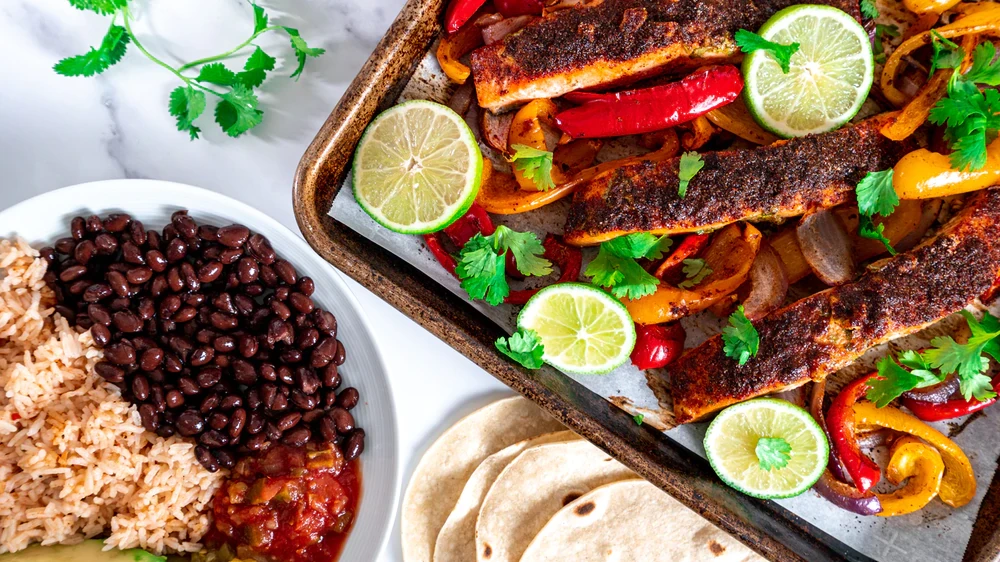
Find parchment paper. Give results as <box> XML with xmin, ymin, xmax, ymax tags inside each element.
<box><xmin>330</xmin><ymin>48</ymin><xmax>1000</xmax><ymax>562</ymax></box>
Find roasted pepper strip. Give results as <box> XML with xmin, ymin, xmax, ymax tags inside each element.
<box><xmin>853</xmin><ymin>402</ymin><xmax>976</xmax><ymax>507</ymax></box>
<box><xmin>509</xmin><ymin>99</ymin><xmax>561</xmax><ymax>191</ymax></box>
<box><xmin>444</xmin><ymin>0</ymin><xmax>489</xmax><ymax>33</ymax></box>
<box><xmin>875</xmin><ymin>436</ymin><xmax>945</xmax><ymax>517</ymax></box>
<box><xmin>476</xmin><ymin>159</ymin><xmax>578</xmax><ymax>214</ymax></box>
<box><xmin>624</xmin><ymin>224</ymin><xmax>761</xmax><ymax>324</ymax></box>
<box><xmin>655</xmin><ymin>233</ymin><xmax>711</xmax><ymax>281</ymax></box>
<box><xmin>554</xmin><ymin>66</ymin><xmax>744</xmax><ymax>139</ymax></box>
<box><xmin>705</xmin><ymin>97</ymin><xmax>780</xmax><ymax>145</ymax></box>
<box><xmin>903</xmin><ymin>375</ymin><xmax>1000</xmax><ymax>422</ymax></box>
<box><xmin>827</xmin><ymin>374</ymin><xmax>883</xmax><ymax>493</ymax></box>
<box><xmin>436</xmin><ymin>18</ymin><xmax>485</xmax><ymax>83</ymax></box>
<box><xmin>423</xmin><ymin>232</ymin><xmax>458</xmax><ymax>276</ymax></box>
<box><xmin>506</xmin><ymin>234</ymin><xmax>582</xmax><ymax>304</ymax></box>
<box><xmin>424</xmin><ymin>203</ymin><xmax>497</xmax><ymax>276</ymax></box>
<box><xmin>630</xmin><ymin>323</ymin><xmax>686</xmax><ymax>370</ymax></box>
<box><xmin>894</xmin><ymin>138</ymin><xmax>1000</xmax><ymax>200</ymax></box>
<box><xmin>903</xmin><ymin>0</ymin><xmax>961</xmax><ymax>15</ymax></box>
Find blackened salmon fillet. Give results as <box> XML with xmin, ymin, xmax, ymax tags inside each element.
<box><xmin>665</xmin><ymin>188</ymin><xmax>1000</xmax><ymax>423</ymax></box>
<box><xmin>563</xmin><ymin>115</ymin><xmax>912</xmax><ymax>246</ymax></box>
<box><xmin>471</xmin><ymin>0</ymin><xmax>861</xmax><ymax>111</ymax></box>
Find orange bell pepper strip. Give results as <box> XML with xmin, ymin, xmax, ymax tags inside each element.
<box><xmin>509</xmin><ymin>99</ymin><xmax>561</xmax><ymax>190</ymax></box>
<box><xmin>475</xmin><ymin>159</ymin><xmax>577</xmax><ymax>214</ymax></box>
<box><xmin>624</xmin><ymin>224</ymin><xmax>762</xmax><ymax>324</ymax></box>
<box><xmin>705</xmin><ymin>98</ymin><xmax>780</xmax><ymax>145</ymax></box>
<box><xmin>875</xmin><ymin>436</ymin><xmax>946</xmax><ymax>517</ymax></box>
<box><xmin>903</xmin><ymin>0</ymin><xmax>961</xmax><ymax>15</ymax></box>
<box><xmin>893</xmin><ymin>138</ymin><xmax>1000</xmax><ymax>200</ymax></box>
<box><xmin>853</xmin><ymin>402</ymin><xmax>976</xmax><ymax>508</ymax></box>
<box><xmin>436</xmin><ymin>21</ymin><xmax>484</xmax><ymax>84</ymax></box>
<box><xmin>881</xmin><ymin>6</ymin><xmax>1000</xmax><ymax>107</ymax></box>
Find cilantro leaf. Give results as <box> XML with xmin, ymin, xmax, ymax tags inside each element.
<box><xmin>874</xmin><ymin>24</ymin><xmax>900</xmax><ymax>64</ymax></box>
<box><xmin>756</xmin><ymin>437</ymin><xmax>791</xmax><ymax>471</ymax></box>
<box><xmin>735</xmin><ymin>29</ymin><xmax>800</xmax><ymax>74</ymax></box>
<box><xmin>633</xmin><ymin>413</ymin><xmax>644</xmax><ymax>426</ymax></box>
<box><xmin>678</xmin><ymin>258</ymin><xmax>712</xmax><ymax>289</ymax></box>
<box><xmin>964</xmin><ymin>42</ymin><xmax>1000</xmax><ymax>86</ymax></box>
<box><xmin>496</xmin><ymin>329</ymin><xmax>545</xmax><ymax>369</ymax></box>
<box><xmin>923</xmin><ymin>324</ymin><xmax>1000</xmax><ymax>401</ymax></box>
<box><xmin>214</xmin><ymin>84</ymin><xmax>264</xmax><ymax>137</ymax></box>
<box><xmin>168</xmin><ymin>86</ymin><xmax>207</xmax><ymax>140</ymax></box>
<box><xmin>196</xmin><ymin>63</ymin><xmax>237</xmax><ymax>86</ymax></box>
<box><xmin>677</xmin><ymin>151</ymin><xmax>705</xmax><ymax>198</ymax></box>
<box><xmin>866</xmin><ymin>355</ymin><xmax>944</xmax><ymax>408</ymax></box>
<box><xmin>860</xmin><ymin>0</ymin><xmax>879</xmax><ymax>19</ymax></box>
<box><xmin>858</xmin><ymin>215</ymin><xmax>897</xmax><ymax>256</ymax></box>
<box><xmin>856</xmin><ymin>170</ymin><xmax>898</xmax><ymax>217</ymax></box>
<box><xmin>603</xmin><ymin>233</ymin><xmax>672</xmax><ymax>261</ymax></box>
<box><xmin>284</xmin><ymin>27</ymin><xmax>326</xmax><ymax>79</ymax></box>
<box><xmin>722</xmin><ymin>305</ymin><xmax>759</xmax><ymax>365</ymax></box>
<box><xmin>508</xmin><ymin>145</ymin><xmax>556</xmax><ymax>192</ymax></box>
<box><xmin>585</xmin><ymin>233</ymin><xmax>670</xmax><ymax>300</ymax></box>
<box><xmin>457</xmin><ymin>226</ymin><xmax>551</xmax><ymax>305</ymax></box>
<box><xmin>930</xmin><ymin>31</ymin><xmax>964</xmax><ymax>77</ymax></box>
<box><xmin>968</xmin><ymin>310</ymin><xmax>1000</xmax><ymax>363</ymax></box>
<box><xmin>237</xmin><ymin>47</ymin><xmax>277</xmax><ymax>88</ymax></box>
<box><xmin>251</xmin><ymin>2</ymin><xmax>270</xmax><ymax>33</ymax></box>
<box><xmin>54</xmin><ymin>24</ymin><xmax>130</xmax><ymax>77</ymax></box>
<box><xmin>68</xmin><ymin>0</ymin><xmax>127</xmax><ymax>15</ymax></box>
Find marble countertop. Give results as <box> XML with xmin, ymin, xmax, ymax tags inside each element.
<box><xmin>0</xmin><ymin>1</ymin><xmax>514</xmax><ymax>560</ymax></box>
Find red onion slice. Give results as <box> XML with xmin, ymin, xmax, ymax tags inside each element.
<box><xmin>447</xmin><ymin>82</ymin><xmax>476</xmax><ymax>117</ymax></box>
<box><xmin>797</xmin><ymin>209</ymin><xmax>856</xmax><ymax>286</ymax></box>
<box><xmin>896</xmin><ymin>199</ymin><xmax>943</xmax><ymax>253</ymax></box>
<box><xmin>901</xmin><ymin>375</ymin><xmax>960</xmax><ymax>404</ymax></box>
<box><xmin>482</xmin><ymin>15</ymin><xmax>534</xmax><ymax>45</ymax></box>
<box><xmin>481</xmin><ymin>110</ymin><xmax>516</xmax><ymax>153</ymax></box>
<box><xmin>742</xmin><ymin>242</ymin><xmax>789</xmax><ymax>321</ymax></box>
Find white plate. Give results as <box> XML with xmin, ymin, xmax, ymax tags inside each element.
<box><xmin>0</xmin><ymin>179</ymin><xmax>400</xmax><ymax>562</ymax></box>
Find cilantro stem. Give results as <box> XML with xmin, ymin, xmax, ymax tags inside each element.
<box><xmin>120</xmin><ymin>6</ymin><xmax>226</xmax><ymax>98</ymax></box>
<box><xmin>176</xmin><ymin>26</ymin><xmax>284</xmax><ymax>72</ymax></box>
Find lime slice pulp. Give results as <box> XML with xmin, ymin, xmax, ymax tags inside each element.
<box><xmin>704</xmin><ymin>398</ymin><xmax>829</xmax><ymax>499</ymax></box>
<box><xmin>517</xmin><ymin>283</ymin><xmax>636</xmax><ymax>375</ymax></box>
<box><xmin>742</xmin><ymin>4</ymin><xmax>874</xmax><ymax>138</ymax></box>
<box><xmin>352</xmin><ymin>100</ymin><xmax>483</xmax><ymax>234</ymax></box>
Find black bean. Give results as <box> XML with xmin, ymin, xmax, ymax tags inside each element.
<box><xmin>277</xmin><ymin>412</ymin><xmax>301</xmax><ymax>431</ymax></box>
<box><xmin>259</xmin><ymin>265</ymin><xmax>279</xmax><ymax>287</ymax></box>
<box><xmin>220</xmin><ymin>395</ymin><xmax>242</xmax><ymax>410</ymax></box>
<box><xmin>126</xmin><ymin>267</ymin><xmax>153</xmax><ymax>285</ymax></box>
<box><xmin>237</xmin><ymin>257</ymin><xmax>259</xmax><ymax>284</ymax></box>
<box><xmin>74</xmin><ymin>240</ymin><xmax>96</xmax><ymax>265</ymax></box>
<box><xmin>95</xmin><ymin>233</ymin><xmax>119</xmax><ymax>255</ymax></box>
<box><xmin>268</xmin><ymin>318</ymin><xmax>292</xmax><ymax>345</ymax></box>
<box><xmin>195</xmin><ymin>446</ymin><xmax>220</xmax><ymax>472</ymax></box>
<box><xmin>280</xmin><ymin>349</ymin><xmax>302</xmax><ymax>364</ymax></box>
<box><xmin>228</xmin><ymin>408</ymin><xmax>247</xmax><ymax>439</ymax></box>
<box><xmin>173</xmin><ymin>306</ymin><xmax>197</xmax><ymax>323</ymax></box>
<box><xmin>113</xmin><ymin>311</ymin><xmax>143</xmax><ymax>333</ymax></box>
<box><xmin>260</xmin><ymin>383</ymin><xmax>278</xmax><ymax>409</ymax></box>
<box><xmin>271</xmin><ymin>393</ymin><xmax>288</xmax><ymax>412</ymax></box>
<box><xmin>91</xmin><ymin>323</ymin><xmax>111</xmax><ymax>347</ymax></box>
<box><xmin>70</xmin><ymin>217</ymin><xmax>86</xmax><ymax>240</ymax></box>
<box><xmin>167</xmin><ymin>267</ymin><xmax>184</xmax><ymax>292</ymax></box>
<box><xmin>165</xmin><ymin>238</ymin><xmax>188</xmax><ymax>262</ymax></box>
<box><xmin>297</xmin><ymin>277</ymin><xmax>315</xmax><ymax>297</ymax></box>
<box><xmin>210</xmin><ymin>312</ymin><xmax>239</xmax><ymax>331</ymax></box>
<box><xmin>322</xmin><ymin>364</ymin><xmax>341</xmax><ymax>389</ymax></box>
<box><xmin>208</xmin><ymin>412</ymin><xmax>229</xmax><ymax>431</ymax></box>
<box><xmin>265</xmin><ymin>423</ymin><xmax>283</xmax><ymax>441</ymax></box>
<box><xmin>164</xmin><ymin>354</ymin><xmax>184</xmax><ymax>373</ymax></box>
<box><xmin>302</xmin><ymin>409</ymin><xmax>324</xmax><ymax>423</ymax></box>
<box><xmin>344</xmin><ymin>429</ymin><xmax>365</xmax><ymax>461</ymax></box>
<box><xmin>296</xmin><ymin>328</ymin><xmax>319</xmax><ymax>350</ymax></box>
<box><xmin>311</xmin><ymin>337</ymin><xmax>338</xmax><ymax>368</ymax></box>
<box><xmin>95</xmin><ymin>361</ymin><xmax>126</xmax><ymax>383</ymax></box>
<box><xmin>103</xmin><ymin>213</ymin><xmax>131</xmax><ymax>232</ymax></box>
<box><xmin>270</xmin><ymin>300</ymin><xmax>292</xmax><ymax>321</ymax></box>
<box><xmin>181</xmin><ymin>262</ymin><xmax>200</xmax><ymax>292</ymax></box>
<box><xmin>238</xmin><ymin>334</ymin><xmax>258</xmax><ymax>358</ymax></box>
<box><xmin>288</xmin><ymin>292</ymin><xmax>314</xmax><ymax>314</ymax></box>
<box><xmin>197</xmin><ymin>261</ymin><xmax>224</xmax><ymax>283</ymax></box>
<box><xmin>172</xmin><ymin>212</ymin><xmax>198</xmax><ymax>239</ymax></box>
<box><xmin>179</xmin><ymin>377</ymin><xmax>200</xmax><ymax>396</ymax></box>
<box><xmin>197</xmin><ymin>367</ymin><xmax>223</xmax><ymax>388</ymax></box>
<box><xmin>166</xmin><ymin>389</ymin><xmax>185</xmax><ymax>409</ymax></box>
<box><xmin>314</xmin><ymin>310</ymin><xmax>337</xmax><ymax>338</ymax></box>
<box><xmin>58</xmin><ymin>264</ymin><xmax>87</xmax><ymax>283</ymax></box>
<box><xmin>88</xmin><ymin>304</ymin><xmax>112</xmax><ymax>326</ymax></box>
<box><xmin>139</xmin><ymin>404</ymin><xmax>159</xmax><ymax>432</ymax></box>
<box><xmin>150</xmin><ymin>385</ymin><xmax>167</xmax><ymax>412</ymax></box>
<box><xmin>177</xmin><ymin>410</ymin><xmax>205</xmax><ymax>436</ymax></box>
<box><xmin>200</xmin><ymin>430</ymin><xmax>229</xmax><ymax>448</ymax></box>
<box><xmin>85</xmin><ymin>215</ymin><xmax>104</xmax><ymax>233</ymax></box>
<box><xmin>104</xmin><ymin>342</ymin><xmax>136</xmax><ymax>365</ymax></box>
<box><xmin>273</xmin><ymin>260</ymin><xmax>297</xmax><ymax>285</ymax></box>
<box><xmin>138</xmin><ymin>348</ymin><xmax>163</xmax><ymax>370</ymax></box>
<box><xmin>214</xmin><ymin>449</ymin><xmax>236</xmax><ymax>469</ymax></box>
<box><xmin>323</xmin><ymin>389</ymin><xmax>338</xmax><ymax>409</ymax></box>
<box><xmin>334</xmin><ymin>340</ymin><xmax>346</xmax><ymax>366</ymax></box>
<box><xmin>247</xmin><ymin>410</ymin><xmax>265</xmax><ymax>435</ymax></box>
<box><xmin>247</xmin><ymin>233</ymin><xmax>276</xmax><ymax>265</ymax></box>
<box><xmin>200</xmin><ymin>393</ymin><xmax>220</xmax><ymax>414</ymax></box>
<box><xmin>282</xmin><ymin>426</ymin><xmax>311</xmax><ymax>447</ymax></box>
<box><xmin>147</xmin><ymin>250</ymin><xmax>168</xmax><ymax>272</ymax></box>
<box><xmin>217</xmin><ymin>224</ymin><xmax>250</xmax><ymax>248</ymax></box>
<box><xmin>190</xmin><ymin>347</ymin><xmax>214</xmax><ymax>366</ymax></box>
<box><xmin>246</xmin><ymin>388</ymin><xmax>262</xmax><ymax>410</ymax></box>
<box><xmin>157</xmin><ymin>425</ymin><xmax>176</xmax><ymax>438</ymax></box>
<box><xmin>277</xmin><ymin>366</ymin><xmax>295</xmax><ymax>385</ymax></box>
<box><xmin>129</xmin><ymin>220</ymin><xmax>147</xmax><ymax>246</ymax></box>
<box><xmin>198</xmin><ymin>225</ymin><xmax>219</xmax><ymax>242</ymax></box>
<box><xmin>319</xmin><ymin>416</ymin><xmax>338</xmax><ymax>442</ymax></box>
<box><xmin>131</xmin><ymin>374</ymin><xmax>151</xmax><ymax>401</ymax></box>
<box><xmin>246</xmin><ymin>434</ymin><xmax>267</xmax><ymax>451</ymax></box>
<box><xmin>220</xmin><ymin>248</ymin><xmax>243</xmax><ymax>265</ymax></box>
<box><xmin>337</xmin><ymin>387</ymin><xmax>360</xmax><ymax>410</ymax></box>
<box><xmin>258</xmin><ymin>363</ymin><xmax>277</xmax><ymax>382</ymax></box>
<box><xmin>331</xmin><ymin>407</ymin><xmax>355</xmax><ymax>434</ymax></box>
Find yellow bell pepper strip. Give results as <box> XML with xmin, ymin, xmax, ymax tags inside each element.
<box><xmin>552</xmin><ymin>139</ymin><xmax>603</xmax><ymax>182</ymax></box>
<box><xmin>853</xmin><ymin>402</ymin><xmax>976</xmax><ymax>508</ymax></box>
<box><xmin>679</xmin><ymin>116</ymin><xmax>716</xmax><ymax>151</ymax></box>
<box><xmin>880</xmin><ymin>34</ymin><xmax>977</xmax><ymax>141</ymax></box>
<box><xmin>475</xmin><ymin>159</ymin><xmax>577</xmax><ymax>214</ymax></box>
<box><xmin>881</xmin><ymin>6</ymin><xmax>1000</xmax><ymax>107</ymax></box>
<box><xmin>705</xmin><ymin>98</ymin><xmax>780</xmax><ymax>145</ymax></box>
<box><xmin>624</xmin><ymin>224</ymin><xmax>761</xmax><ymax>324</ymax></box>
<box><xmin>875</xmin><ymin>436</ymin><xmax>946</xmax><ymax>517</ymax></box>
<box><xmin>508</xmin><ymin>99</ymin><xmax>560</xmax><ymax>190</ymax></box>
<box><xmin>893</xmin><ymin>138</ymin><xmax>1000</xmax><ymax>200</ymax></box>
<box><xmin>903</xmin><ymin>0</ymin><xmax>961</xmax><ymax>16</ymax></box>
<box><xmin>436</xmin><ymin>20</ymin><xmax>485</xmax><ymax>84</ymax></box>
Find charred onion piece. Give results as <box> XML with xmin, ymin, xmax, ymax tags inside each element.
<box><xmin>482</xmin><ymin>15</ymin><xmax>534</xmax><ymax>45</ymax></box>
<box><xmin>741</xmin><ymin>242</ymin><xmax>789</xmax><ymax>321</ymax></box>
<box><xmin>895</xmin><ymin>199</ymin><xmax>943</xmax><ymax>253</ymax></box>
<box><xmin>901</xmin><ymin>375</ymin><xmax>960</xmax><ymax>403</ymax></box>
<box><xmin>797</xmin><ymin>209</ymin><xmax>856</xmax><ymax>286</ymax></box>
<box><xmin>447</xmin><ymin>82</ymin><xmax>476</xmax><ymax>117</ymax></box>
<box><xmin>481</xmin><ymin>111</ymin><xmax>515</xmax><ymax>153</ymax></box>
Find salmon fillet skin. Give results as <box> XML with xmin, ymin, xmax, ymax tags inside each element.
<box><xmin>562</xmin><ymin>116</ymin><xmax>913</xmax><ymax>246</ymax></box>
<box><xmin>470</xmin><ymin>0</ymin><xmax>861</xmax><ymax>111</ymax></box>
<box><xmin>665</xmin><ymin>188</ymin><xmax>1000</xmax><ymax>424</ymax></box>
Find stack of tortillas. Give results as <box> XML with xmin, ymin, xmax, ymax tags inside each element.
<box><xmin>401</xmin><ymin>396</ymin><xmax>764</xmax><ymax>562</ymax></box>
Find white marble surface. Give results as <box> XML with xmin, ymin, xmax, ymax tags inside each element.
<box><xmin>0</xmin><ymin>1</ymin><xmax>514</xmax><ymax>561</ymax></box>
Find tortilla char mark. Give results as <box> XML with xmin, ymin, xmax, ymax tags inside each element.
<box><xmin>470</xmin><ymin>0</ymin><xmax>861</xmax><ymax>111</ymax></box>
<box><xmin>665</xmin><ymin>188</ymin><xmax>1000</xmax><ymax>424</ymax></box>
<box><xmin>563</xmin><ymin>116</ymin><xmax>912</xmax><ymax>246</ymax></box>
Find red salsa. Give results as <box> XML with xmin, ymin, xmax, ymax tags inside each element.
<box><xmin>208</xmin><ymin>444</ymin><xmax>361</xmax><ymax>562</ymax></box>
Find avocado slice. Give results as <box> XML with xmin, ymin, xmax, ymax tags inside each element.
<box><xmin>0</xmin><ymin>540</ymin><xmax>166</xmax><ymax>562</ymax></box>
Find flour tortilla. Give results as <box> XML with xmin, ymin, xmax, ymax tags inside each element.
<box><xmin>433</xmin><ymin>430</ymin><xmax>579</xmax><ymax>562</ymax></box>
<box><xmin>401</xmin><ymin>396</ymin><xmax>565</xmax><ymax>562</ymax></box>
<box><xmin>519</xmin><ymin>479</ymin><xmax>763</xmax><ymax>562</ymax></box>
<box><xmin>475</xmin><ymin>439</ymin><xmax>635</xmax><ymax>562</ymax></box>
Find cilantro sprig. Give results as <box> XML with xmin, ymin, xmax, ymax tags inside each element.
<box><xmin>928</xmin><ymin>41</ymin><xmax>1000</xmax><ymax>171</ymax></box>
<box><xmin>735</xmin><ymin>29</ymin><xmax>800</xmax><ymax>74</ymax></box>
<box><xmin>678</xmin><ymin>258</ymin><xmax>712</xmax><ymax>289</ymax></box>
<box><xmin>509</xmin><ymin>145</ymin><xmax>556</xmax><ymax>191</ymax></box>
<box><xmin>723</xmin><ymin>305</ymin><xmax>760</xmax><ymax>366</ymax></box>
<box><xmin>496</xmin><ymin>329</ymin><xmax>545</xmax><ymax>369</ymax></box>
<box><xmin>874</xmin><ymin>24</ymin><xmax>900</xmax><ymax>65</ymax></box>
<box><xmin>866</xmin><ymin>311</ymin><xmax>1000</xmax><ymax>406</ymax></box>
<box><xmin>860</xmin><ymin>0</ymin><xmax>879</xmax><ymax>19</ymax></box>
<box><xmin>677</xmin><ymin>151</ymin><xmax>705</xmax><ymax>198</ymax></box>
<box><xmin>54</xmin><ymin>0</ymin><xmax>325</xmax><ymax>139</ymax></box>
<box><xmin>855</xmin><ymin>170</ymin><xmax>899</xmax><ymax>256</ymax></box>
<box><xmin>585</xmin><ymin>233</ymin><xmax>672</xmax><ymax>300</ymax></box>
<box><xmin>756</xmin><ymin>437</ymin><xmax>791</xmax><ymax>471</ymax></box>
<box><xmin>457</xmin><ymin>226</ymin><xmax>552</xmax><ymax>306</ymax></box>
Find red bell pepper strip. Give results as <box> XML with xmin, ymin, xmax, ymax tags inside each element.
<box><xmin>655</xmin><ymin>233</ymin><xmax>711</xmax><ymax>281</ymax></box>
<box><xmin>983</xmin><ymin>276</ymin><xmax>1000</xmax><ymax>304</ymax></box>
<box><xmin>826</xmin><ymin>373</ymin><xmax>883</xmax><ymax>493</ymax></box>
<box><xmin>494</xmin><ymin>0</ymin><xmax>542</xmax><ymax>17</ymax></box>
<box><xmin>554</xmin><ymin>65</ymin><xmax>744</xmax><ymax>139</ymax></box>
<box><xmin>445</xmin><ymin>0</ymin><xmax>489</xmax><ymax>33</ymax></box>
<box><xmin>630</xmin><ymin>323</ymin><xmax>686</xmax><ymax>370</ymax></box>
<box><xmin>424</xmin><ymin>232</ymin><xmax>458</xmax><ymax>276</ymax></box>
<box><xmin>506</xmin><ymin>234</ymin><xmax>582</xmax><ymax>304</ymax></box>
<box><xmin>902</xmin><ymin>375</ymin><xmax>1000</xmax><ymax>422</ymax></box>
<box><xmin>443</xmin><ymin>202</ymin><xmax>496</xmax><ymax>244</ymax></box>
